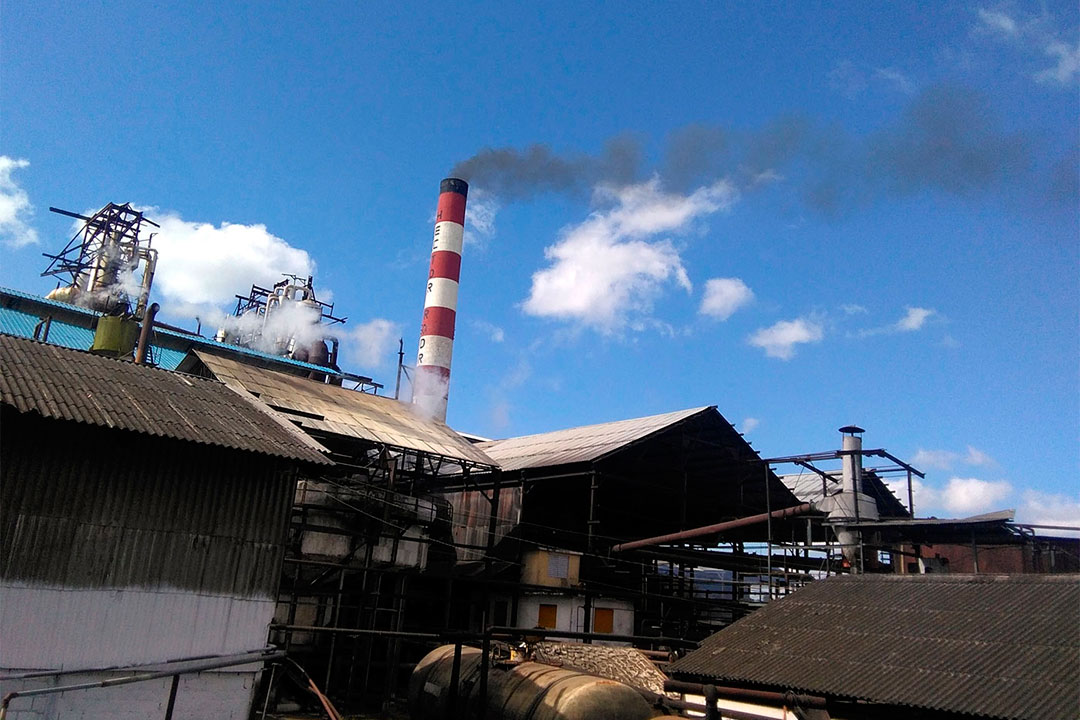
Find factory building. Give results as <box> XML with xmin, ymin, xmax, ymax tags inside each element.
<box><xmin>1</xmin><ymin>186</ymin><xmax>1076</xmax><ymax>718</ymax></box>
<box><xmin>0</xmin><ymin>334</ymin><xmax>331</xmax><ymax>719</ymax></box>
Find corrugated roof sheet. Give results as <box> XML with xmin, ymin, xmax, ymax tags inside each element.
<box><xmin>0</xmin><ymin>305</ymin><xmax>96</xmax><ymax>351</ymax></box>
<box><xmin>477</xmin><ymin>407</ymin><xmax>712</xmax><ymax>471</ymax></box>
<box><xmin>0</xmin><ymin>333</ymin><xmax>331</xmax><ymax>465</ymax></box>
<box><xmin>781</xmin><ymin>470</ymin><xmax>911</xmax><ymax>518</ymax></box>
<box><xmin>193</xmin><ymin>351</ymin><xmax>497</xmax><ymax>468</ymax></box>
<box><xmin>670</xmin><ymin>573</ymin><xmax>1080</xmax><ymax>720</ymax></box>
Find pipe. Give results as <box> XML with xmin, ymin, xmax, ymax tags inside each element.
<box><xmin>0</xmin><ymin>649</ymin><xmax>284</xmax><ymax>716</ymax></box>
<box><xmin>134</xmin><ymin>248</ymin><xmax>158</xmax><ymax>320</ymax></box>
<box><xmin>413</xmin><ymin>177</ymin><xmax>468</xmax><ymax>422</ymax></box>
<box><xmin>610</xmin><ymin>503</ymin><xmax>815</xmax><ymax>553</ymax></box>
<box><xmin>664</xmin><ymin>679</ymin><xmax>828</xmax><ymax>710</ymax></box>
<box><xmin>134</xmin><ymin>302</ymin><xmax>160</xmax><ymax>365</ymax></box>
<box><xmin>32</xmin><ymin>316</ymin><xmax>53</xmax><ymax>342</ymax></box>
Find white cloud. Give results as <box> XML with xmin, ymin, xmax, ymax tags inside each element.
<box><xmin>899</xmin><ymin>475</ymin><xmax>1012</xmax><ymax>516</ymax></box>
<box><xmin>977</xmin><ymin>8</ymin><xmax>1019</xmax><ymax>36</ymax></box>
<box><xmin>940</xmin><ymin>477</ymin><xmax>1013</xmax><ymax>514</ymax></box>
<box><xmin>1035</xmin><ymin>39</ymin><xmax>1080</xmax><ymax>85</ymax></box>
<box><xmin>345</xmin><ymin>318</ymin><xmax>400</xmax><ymax>369</ymax></box>
<box><xmin>896</xmin><ymin>306</ymin><xmax>936</xmax><ymax>331</ymax></box>
<box><xmin>150</xmin><ymin>211</ymin><xmax>316</xmax><ymax>309</ymax></box>
<box><xmin>840</xmin><ymin>304</ymin><xmax>868</xmax><ymax>315</ymax></box>
<box><xmin>0</xmin><ymin>156</ymin><xmax>39</xmax><ymax>248</ymax></box>
<box><xmin>975</xmin><ymin>7</ymin><xmax>1079</xmax><ymax>86</ymax></box>
<box><xmin>910</xmin><ymin>448</ymin><xmax>960</xmax><ymax>471</ymax></box>
<box><xmin>910</xmin><ymin>445</ymin><xmax>996</xmax><ymax>471</ymax></box>
<box><xmin>472</xmin><ymin>319</ymin><xmax>505</xmax><ymax>343</ymax></box>
<box><xmin>857</xmin><ymin>306</ymin><xmax>937</xmax><ymax>336</ymax></box>
<box><xmin>741</xmin><ymin>417</ymin><xmax>760</xmax><ymax>434</ymax></box>
<box><xmin>700</xmin><ymin>277</ymin><xmax>754</xmax><ymax>320</ymax></box>
<box><xmin>875</xmin><ymin>67</ymin><xmax>915</xmax><ymax>94</ymax></box>
<box><xmin>748</xmin><ymin>316</ymin><xmax>824</xmax><ymax>360</ymax></box>
<box><xmin>1018</xmin><ymin>490</ymin><xmax>1080</xmax><ymax>533</ymax></box>
<box><xmin>462</xmin><ymin>190</ymin><xmax>498</xmax><ymax>248</ymax></box>
<box><xmin>964</xmin><ymin>445</ymin><xmax>996</xmax><ymax>467</ymax></box>
<box><xmin>523</xmin><ymin>178</ymin><xmax>737</xmax><ymax>332</ymax></box>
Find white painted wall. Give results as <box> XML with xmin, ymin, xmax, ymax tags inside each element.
<box><xmin>0</xmin><ymin>669</ymin><xmax>259</xmax><ymax>720</ymax></box>
<box><xmin>0</xmin><ymin>583</ymin><xmax>275</xmax><ymax>670</ymax></box>
<box><xmin>514</xmin><ymin>594</ymin><xmax>635</xmax><ymax>646</ymax></box>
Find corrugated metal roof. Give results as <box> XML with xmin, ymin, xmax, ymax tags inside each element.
<box><xmin>477</xmin><ymin>407</ymin><xmax>713</xmax><ymax>471</ymax></box>
<box><xmin>670</xmin><ymin>573</ymin><xmax>1080</xmax><ymax>720</ymax></box>
<box><xmin>0</xmin><ymin>333</ymin><xmax>331</xmax><ymax>465</ymax></box>
<box><xmin>193</xmin><ymin>351</ymin><xmax>497</xmax><ymax>468</ymax></box>
<box><xmin>1</xmin><ymin>285</ymin><xmax>100</xmax><ymax>317</ymax></box>
<box><xmin>0</xmin><ymin>305</ymin><xmax>96</xmax><ymax>351</ymax></box>
<box><xmin>781</xmin><ymin>470</ymin><xmax>911</xmax><ymax>518</ymax></box>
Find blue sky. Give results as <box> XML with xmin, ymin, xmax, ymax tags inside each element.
<box><xmin>2</xmin><ymin>1</ymin><xmax>1077</xmax><ymax>527</ymax></box>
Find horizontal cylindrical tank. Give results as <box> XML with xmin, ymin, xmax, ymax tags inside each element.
<box><xmin>409</xmin><ymin>645</ymin><xmax>657</xmax><ymax>720</ymax></box>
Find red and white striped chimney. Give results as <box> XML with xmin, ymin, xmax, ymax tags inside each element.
<box><xmin>413</xmin><ymin>177</ymin><xmax>468</xmax><ymax>423</ymax></box>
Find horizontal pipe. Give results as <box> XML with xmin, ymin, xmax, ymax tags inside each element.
<box><xmin>611</xmin><ymin>503</ymin><xmax>815</xmax><ymax>552</ymax></box>
<box><xmin>664</xmin><ymin>679</ymin><xmax>828</xmax><ymax>710</ymax></box>
<box><xmin>273</xmin><ymin>624</ymin><xmax>441</xmax><ymax>640</ymax></box>
<box><xmin>1</xmin><ymin>649</ymin><xmax>283</xmax><ymax>712</ymax></box>
<box><xmin>486</xmin><ymin>625</ymin><xmax>698</xmax><ymax>648</ymax></box>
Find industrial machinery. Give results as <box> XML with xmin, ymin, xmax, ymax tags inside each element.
<box><xmin>215</xmin><ymin>274</ymin><xmax>345</xmax><ymax>368</ymax></box>
<box><xmin>42</xmin><ymin>203</ymin><xmax>160</xmax><ymax>356</ymax></box>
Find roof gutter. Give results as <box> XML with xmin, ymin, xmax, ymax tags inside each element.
<box><xmin>611</xmin><ymin>502</ymin><xmax>814</xmax><ymax>553</ymax></box>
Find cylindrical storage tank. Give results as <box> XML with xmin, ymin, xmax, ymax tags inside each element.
<box><xmin>409</xmin><ymin>645</ymin><xmax>656</xmax><ymax>720</ymax></box>
<box><xmin>409</xmin><ymin>645</ymin><xmax>484</xmax><ymax>719</ymax></box>
<box><xmin>412</xmin><ymin>178</ymin><xmax>468</xmax><ymax>423</ymax></box>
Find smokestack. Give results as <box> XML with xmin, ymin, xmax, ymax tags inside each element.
<box><xmin>413</xmin><ymin>178</ymin><xmax>468</xmax><ymax>422</ymax></box>
<box><xmin>839</xmin><ymin>424</ymin><xmax>864</xmax><ymax>496</ymax></box>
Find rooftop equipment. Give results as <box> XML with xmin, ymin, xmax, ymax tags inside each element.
<box><xmin>413</xmin><ymin>178</ymin><xmax>468</xmax><ymax>422</ymax></box>
<box><xmin>42</xmin><ymin>203</ymin><xmax>159</xmax><ymax>319</ymax></box>
<box><xmin>215</xmin><ymin>274</ymin><xmax>345</xmax><ymax>371</ymax></box>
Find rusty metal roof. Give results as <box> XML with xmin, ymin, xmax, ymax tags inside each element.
<box><xmin>193</xmin><ymin>351</ymin><xmax>497</xmax><ymax>468</ymax></box>
<box><xmin>670</xmin><ymin>573</ymin><xmax>1080</xmax><ymax>720</ymax></box>
<box><xmin>0</xmin><ymin>333</ymin><xmax>331</xmax><ymax>465</ymax></box>
<box><xmin>477</xmin><ymin>407</ymin><xmax>712</xmax><ymax>471</ymax></box>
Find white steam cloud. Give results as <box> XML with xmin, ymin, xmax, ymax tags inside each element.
<box><xmin>346</xmin><ymin>318</ymin><xmax>400</xmax><ymax>369</ymax></box>
<box><xmin>700</xmin><ymin>277</ymin><xmax>754</xmax><ymax>320</ymax></box>
<box><xmin>150</xmin><ymin>212</ymin><xmax>316</xmax><ymax>308</ymax></box>
<box><xmin>523</xmin><ymin>178</ymin><xmax>737</xmax><ymax>333</ymax></box>
<box><xmin>0</xmin><ymin>157</ymin><xmax>39</xmax><ymax>248</ymax></box>
<box><xmin>748</xmin><ymin>316</ymin><xmax>824</xmax><ymax>359</ymax></box>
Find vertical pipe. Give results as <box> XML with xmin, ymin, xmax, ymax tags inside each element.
<box><xmin>164</xmin><ymin>674</ymin><xmax>180</xmax><ymax>720</ymax></box>
<box><xmin>906</xmin><ymin>469</ymin><xmax>915</xmax><ymax>516</ymax></box>
<box><xmin>413</xmin><ymin>178</ymin><xmax>468</xmax><ymax>422</ymax></box>
<box><xmin>765</xmin><ymin>463</ymin><xmax>772</xmax><ymax>600</ymax></box>
<box><xmin>134</xmin><ymin>303</ymin><xmax>160</xmax><ymax>365</ymax></box>
<box><xmin>394</xmin><ymin>338</ymin><xmax>404</xmax><ymax>400</ymax></box>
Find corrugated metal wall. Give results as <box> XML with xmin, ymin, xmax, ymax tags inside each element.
<box><xmin>1</xmin><ymin>409</ymin><xmax>295</xmax><ymax>598</ymax></box>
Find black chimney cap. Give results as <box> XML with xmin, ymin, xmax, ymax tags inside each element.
<box><xmin>839</xmin><ymin>425</ymin><xmax>865</xmax><ymax>434</ymax></box>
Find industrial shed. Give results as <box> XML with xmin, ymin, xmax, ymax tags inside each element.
<box><xmin>0</xmin><ymin>334</ymin><xmax>331</xmax><ymax>719</ymax></box>
<box><xmin>437</xmin><ymin>407</ymin><xmax>807</xmax><ymax>642</ymax></box>
<box><xmin>669</xmin><ymin>573</ymin><xmax>1080</xmax><ymax>720</ymax></box>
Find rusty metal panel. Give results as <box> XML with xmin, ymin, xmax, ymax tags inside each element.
<box><xmin>0</xmin><ymin>334</ymin><xmax>331</xmax><ymax>465</ymax></box>
<box><xmin>670</xmin><ymin>574</ymin><xmax>1080</xmax><ymax>720</ymax></box>
<box><xmin>441</xmin><ymin>486</ymin><xmax>522</xmax><ymax>561</ymax></box>
<box><xmin>1</xmin><ymin>412</ymin><xmax>295</xmax><ymax>598</ymax></box>
<box><xmin>477</xmin><ymin>407</ymin><xmax>712</xmax><ymax>471</ymax></box>
<box><xmin>194</xmin><ymin>351</ymin><xmax>497</xmax><ymax>467</ymax></box>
